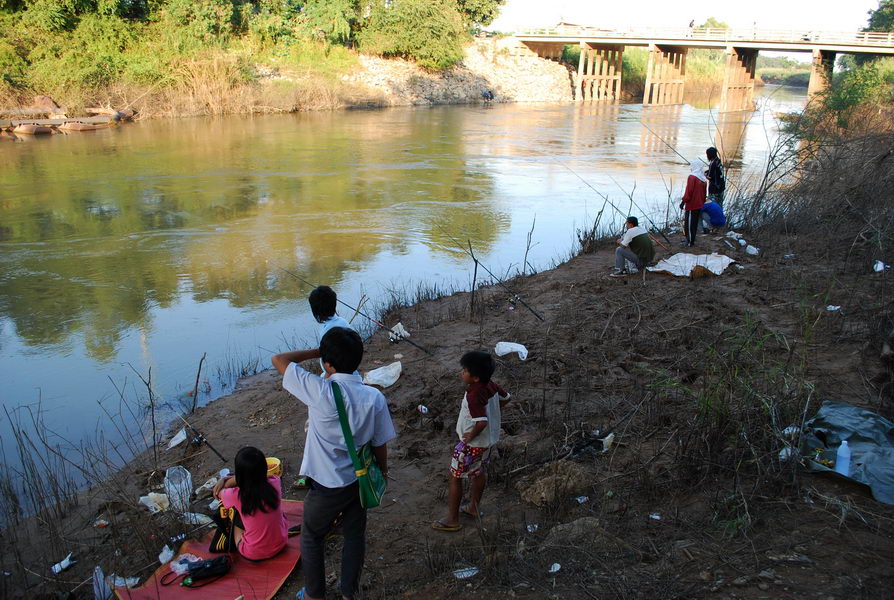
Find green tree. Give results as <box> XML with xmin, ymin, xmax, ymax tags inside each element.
<box><xmin>163</xmin><ymin>0</ymin><xmax>239</xmax><ymax>42</ymax></box>
<box><xmin>455</xmin><ymin>0</ymin><xmax>504</xmax><ymax>27</ymax></box>
<box><xmin>357</xmin><ymin>0</ymin><xmax>466</xmax><ymax>70</ymax></box>
<box><xmin>699</xmin><ymin>16</ymin><xmax>728</xmax><ymax>29</ymax></box>
<box><xmin>302</xmin><ymin>0</ymin><xmax>357</xmax><ymax>43</ymax></box>
<box><xmin>866</xmin><ymin>0</ymin><xmax>894</xmax><ymax>31</ymax></box>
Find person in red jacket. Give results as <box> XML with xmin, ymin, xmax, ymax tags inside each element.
<box><xmin>679</xmin><ymin>160</ymin><xmax>707</xmax><ymax>246</ymax></box>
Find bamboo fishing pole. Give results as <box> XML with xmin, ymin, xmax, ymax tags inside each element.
<box><xmin>435</xmin><ymin>225</ymin><xmax>545</xmax><ymax>322</ymax></box>
<box><xmin>276</xmin><ymin>266</ymin><xmax>433</xmax><ymax>356</ymax></box>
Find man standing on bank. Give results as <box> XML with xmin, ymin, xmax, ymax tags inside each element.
<box><xmin>610</xmin><ymin>216</ymin><xmax>656</xmax><ymax>277</ymax></box>
<box><xmin>273</xmin><ymin>327</ymin><xmax>397</xmax><ymax>600</ymax></box>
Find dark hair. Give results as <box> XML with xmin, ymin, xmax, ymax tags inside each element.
<box><xmin>626</xmin><ymin>216</ymin><xmax>639</xmax><ymax>227</ymax></box>
<box><xmin>706</xmin><ymin>147</ymin><xmax>718</xmax><ymax>160</ymax></box>
<box><xmin>320</xmin><ymin>327</ymin><xmax>363</xmax><ymax>373</ymax></box>
<box><xmin>460</xmin><ymin>351</ymin><xmax>496</xmax><ymax>383</ymax></box>
<box><xmin>309</xmin><ymin>286</ymin><xmax>337</xmax><ymax>323</ymax></box>
<box><xmin>234</xmin><ymin>446</ymin><xmax>279</xmax><ymax>516</ymax></box>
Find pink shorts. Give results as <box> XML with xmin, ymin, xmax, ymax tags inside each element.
<box><xmin>450</xmin><ymin>442</ymin><xmax>491</xmax><ymax>479</ymax></box>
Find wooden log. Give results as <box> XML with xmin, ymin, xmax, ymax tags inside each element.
<box><xmin>14</xmin><ymin>124</ymin><xmax>56</xmax><ymax>135</ymax></box>
<box><xmin>11</xmin><ymin>116</ymin><xmax>115</xmax><ymax>126</ymax></box>
<box><xmin>85</xmin><ymin>108</ymin><xmax>136</xmax><ymax>121</ymax></box>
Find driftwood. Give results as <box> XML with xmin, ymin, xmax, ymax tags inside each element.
<box><xmin>86</xmin><ymin>107</ymin><xmax>136</xmax><ymax>121</ymax></box>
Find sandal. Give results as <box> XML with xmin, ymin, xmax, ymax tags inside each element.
<box><xmin>460</xmin><ymin>504</ymin><xmax>484</xmax><ymax>518</ymax></box>
<box><xmin>431</xmin><ymin>519</ymin><xmax>462</xmax><ymax>532</ymax></box>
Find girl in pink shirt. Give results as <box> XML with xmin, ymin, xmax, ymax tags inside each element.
<box><xmin>213</xmin><ymin>446</ymin><xmax>288</xmax><ymax>561</ymax></box>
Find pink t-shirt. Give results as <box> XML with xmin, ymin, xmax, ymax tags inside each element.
<box><xmin>220</xmin><ymin>475</ymin><xmax>288</xmax><ymax>560</ymax></box>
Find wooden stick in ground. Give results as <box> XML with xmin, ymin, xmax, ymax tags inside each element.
<box><xmin>190</xmin><ymin>352</ymin><xmax>207</xmax><ymax>413</ymax></box>
<box><xmin>468</xmin><ymin>241</ymin><xmax>478</xmax><ymax>320</ymax></box>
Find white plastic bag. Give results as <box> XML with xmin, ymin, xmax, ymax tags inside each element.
<box><xmin>166</xmin><ymin>428</ymin><xmax>187</xmax><ymax>449</ymax></box>
<box><xmin>494</xmin><ymin>342</ymin><xmax>528</xmax><ymax>361</ymax></box>
<box><xmin>745</xmin><ymin>245</ymin><xmax>760</xmax><ymax>256</ymax></box>
<box><xmin>164</xmin><ymin>467</ymin><xmax>192</xmax><ymax>512</ymax></box>
<box><xmin>138</xmin><ymin>492</ymin><xmax>169</xmax><ymax>513</ymax></box>
<box><xmin>158</xmin><ymin>545</ymin><xmax>174</xmax><ymax>565</ymax></box>
<box><xmin>363</xmin><ymin>362</ymin><xmax>402</xmax><ymax>388</ymax></box>
<box><xmin>388</xmin><ymin>322</ymin><xmax>411</xmax><ymax>342</ymax></box>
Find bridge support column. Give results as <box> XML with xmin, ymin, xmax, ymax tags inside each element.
<box><xmin>576</xmin><ymin>44</ymin><xmax>623</xmax><ymax>103</ymax></box>
<box><xmin>807</xmin><ymin>49</ymin><xmax>835</xmax><ymax>101</ymax></box>
<box><xmin>643</xmin><ymin>44</ymin><xmax>687</xmax><ymax>106</ymax></box>
<box><xmin>719</xmin><ymin>47</ymin><xmax>757</xmax><ymax>113</ymax></box>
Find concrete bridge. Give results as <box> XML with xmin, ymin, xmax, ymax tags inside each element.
<box><xmin>514</xmin><ymin>26</ymin><xmax>894</xmax><ymax>111</ymax></box>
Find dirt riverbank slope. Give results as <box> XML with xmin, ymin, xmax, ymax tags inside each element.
<box><xmin>5</xmin><ymin>218</ymin><xmax>893</xmax><ymax>599</ymax></box>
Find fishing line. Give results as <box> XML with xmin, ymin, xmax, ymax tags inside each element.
<box><xmin>435</xmin><ymin>225</ymin><xmax>545</xmax><ymax>322</ymax></box>
<box><xmin>275</xmin><ymin>265</ymin><xmax>434</xmax><ymax>356</ymax></box>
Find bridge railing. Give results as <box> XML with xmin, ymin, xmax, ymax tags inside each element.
<box><xmin>515</xmin><ymin>26</ymin><xmax>894</xmax><ymax>47</ymax></box>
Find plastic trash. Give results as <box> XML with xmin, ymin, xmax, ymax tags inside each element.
<box><xmin>527</xmin><ymin>524</ymin><xmax>539</xmax><ymax>533</ymax></box>
<box><xmin>158</xmin><ymin>545</ymin><xmax>174</xmax><ymax>565</ymax></box>
<box><xmin>874</xmin><ymin>260</ymin><xmax>889</xmax><ymax>272</ymax></box>
<box><xmin>93</xmin><ymin>566</ymin><xmax>112</xmax><ymax>600</ymax></box>
<box><xmin>164</xmin><ymin>467</ymin><xmax>193</xmax><ymax>512</ymax></box>
<box><xmin>826</xmin><ymin>305</ymin><xmax>841</xmax><ymax>312</ymax></box>
<box><xmin>93</xmin><ymin>518</ymin><xmax>109</xmax><ymax>528</ymax></box>
<box><xmin>194</xmin><ymin>476</ymin><xmax>218</xmax><ymax>500</ymax></box>
<box><xmin>782</xmin><ymin>425</ymin><xmax>800</xmax><ymax>437</ymax></box>
<box><xmin>745</xmin><ymin>245</ymin><xmax>760</xmax><ymax>256</ymax></box>
<box><xmin>209</xmin><ymin>498</ymin><xmax>221</xmax><ymax>510</ymax></box>
<box><xmin>109</xmin><ymin>575</ymin><xmax>140</xmax><ymax>588</ymax></box>
<box><xmin>51</xmin><ymin>552</ymin><xmax>76</xmax><ymax>574</ymax></box>
<box><xmin>783</xmin><ymin>254</ymin><xmax>797</xmax><ymax>259</ymax></box>
<box><xmin>394</xmin><ymin>353</ymin><xmax>403</xmax><ymax>359</ymax></box>
<box><xmin>599</xmin><ymin>433</ymin><xmax>615</xmax><ymax>453</ymax></box>
<box><xmin>738</xmin><ymin>238</ymin><xmax>747</xmax><ymax>246</ymax></box>
<box><xmin>388</xmin><ymin>322</ymin><xmax>411</xmax><ymax>342</ymax></box>
<box><xmin>166</xmin><ymin>428</ymin><xmax>187</xmax><ymax>449</ymax></box>
<box><xmin>453</xmin><ymin>567</ymin><xmax>479</xmax><ymax>579</ymax></box>
<box><xmin>835</xmin><ymin>440</ymin><xmax>851</xmax><ymax>477</ymax></box>
<box><xmin>778</xmin><ymin>447</ymin><xmax>795</xmax><ymax>461</ymax></box>
<box><xmin>179</xmin><ymin>512</ymin><xmax>213</xmax><ymax>526</ymax></box>
<box><xmin>725</xmin><ymin>231</ymin><xmax>743</xmax><ymax>240</ymax></box>
<box><xmin>170</xmin><ymin>554</ymin><xmax>203</xmax><ymax>575</ymax></box>
<box><xmin>648</xmin><ymin>513</ymin><xmax>662</xmax><ymax>520</ymax></box>
<box><xmin>219</xmin><ymin>468</ymin><xmax>231</xmax><ymax>478</ymax></box>
<box><xmin>494</xmin><ymin>341</ymin><xmax>529</xmax><ymax>361</ymax></box>
<box><xmin>363</xmin><ymin>361</ymin><xmax>402</xmax><ymax>388</ymax></box>
<box><xmin>723</xmin><ymin>239</ymin><xmax>736</xmax><ymax>249</ymax></box>
<box><xmin>548</xmin><ymin>563</ymin><xmax>561</xmax><ymax>573</ymax></box>
<box><xmin>417</xmin><ymin>405</ymin><xmax>429</xmax><ymax>414</ymax></box>
<box><xmin>575</xmin><ymin>496</ymin><xmax>589</xmax><ymax>504</ymax></box>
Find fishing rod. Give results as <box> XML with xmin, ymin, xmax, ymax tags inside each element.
<box><xmin>640</xmin><ymin>120</ymin><xmax>689</xmax><ymax>164</ymax></box>
<box><xmin>607</xmin><ymin>175</ymin><xmax>673</xmax><ymax>249</ymax></box>
<box><xmin>177</xmin><ymin>414</ymin><xmax>227</xmax><ymax>464</ymax></box>
<box><xmin>435</xmin><ymin>225</ymin><xmax>544</xmax><ymax>322</ymax></box>
<box><xmin>276</xmin><ymin>266</ymin><xmax>433</xmax><ymax>356</ymax></box>
<box><xmin>551</xmin><ymin>158</ymin><xmax>670</xmax><ymax>249</ymax></box>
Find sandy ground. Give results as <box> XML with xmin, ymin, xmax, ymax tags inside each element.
<box><xmin>5</xmin><ymin>227</ymin><xmax>894</xmax><ymax>600</ymax></box>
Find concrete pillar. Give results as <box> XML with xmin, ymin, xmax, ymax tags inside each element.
<box><xmin>584</xmin><ymin>45</ymin><xmax>623</xmax><ymax>103</ymax></box>
<box><xmin>719</xmin><ymin>47</ymin><xmax>758</xmax><ymax>113</ymax></box>
<box><xmin>807</xmin><ymin>49</ymin><xmax>835</xmax><ymax>101</ymax></box>
<box><xmin>643</xmin><ymin>45</ymin><xmax>687</xmax><ymax>106</ymax></box>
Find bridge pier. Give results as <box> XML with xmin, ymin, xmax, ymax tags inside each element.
<box><xmin>643</xmin><ymin>44</ymin><xmax>687</xmax><ymax>106</ymax></box>
<box><xmin>576</xmin><ymin>43</ymin><xmax>623</xmax><ymax>103</ymax></box>
<box><xmin>807</xmin><ymin>49</ymin><xmax>835</xmax><ymax>101</ymax></box>
<box><xmin>719</xmin><ymin>47</ymin><xmax>758</xmax><ymax>113</ymax></box>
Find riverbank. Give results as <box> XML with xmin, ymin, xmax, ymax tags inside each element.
<box><xmin>5</xmin><ymin>148</ymin><xmax>894</xmax><ymax>598</ymax></box>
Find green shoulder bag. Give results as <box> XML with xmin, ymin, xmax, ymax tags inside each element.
<box><xmin>332</xmin><ymin>381</ymin><xmax>386</xmax><ymax>509</ymax></box>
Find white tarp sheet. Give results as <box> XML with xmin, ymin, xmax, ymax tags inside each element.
<box><xmin>647</xmin><ymin>252</ymin><xmax>736</xmax><ymax>277</ymax></box>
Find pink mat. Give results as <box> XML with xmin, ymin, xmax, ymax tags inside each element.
<box><xmin>115</xmin><ymin>500</ymin><xmax>302</xmax><ymax>600</ymax></box>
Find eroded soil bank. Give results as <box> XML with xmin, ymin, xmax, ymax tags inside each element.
<box><xmin>5</xmin><ymin>218</ymin><xmax>893</xmax><ymax>599</ymax></box>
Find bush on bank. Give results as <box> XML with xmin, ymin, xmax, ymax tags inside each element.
<box><xmin>0</xmin><ymin>0</ymin><xmax>505</xmax><ymax>111</ymax></box>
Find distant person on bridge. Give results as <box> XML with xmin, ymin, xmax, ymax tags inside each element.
<box><xmin>705</xmin><ymin>146</ymin><xmax>726</xmax><ymax>206</ymax></box>
<box><xmin>688</xmin><ymin>19</ymin><xmax>695</xmax><ymax>37</ymax></box>
<box><xmin>680</xmin><ymin>160</ymin><xmax>707</xmax><ymax>247</ymax></box>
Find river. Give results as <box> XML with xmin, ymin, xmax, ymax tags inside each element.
<box><xmin>0</xmin><ymin>85</ymin><xmax>807</xmax><ymax>468</ymax></box>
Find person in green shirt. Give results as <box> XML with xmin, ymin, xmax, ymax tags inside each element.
<box><xmin>610</xmin><ymin>217</ymin><xmax>656</xmax><ymax>277</ymax></box>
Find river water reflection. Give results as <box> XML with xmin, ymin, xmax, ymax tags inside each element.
<box><xmin>0</xmin><ymin>85</ymin><xmax>806</xmax><ymax>456</ymax></box>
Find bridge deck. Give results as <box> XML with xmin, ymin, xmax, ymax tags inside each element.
<box><xmin>516</xmin><ymin>27</ymin><xmax>894</xmax><ymax>55</ymax></box>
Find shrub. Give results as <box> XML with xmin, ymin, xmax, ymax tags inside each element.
<box><xmin>301</xmin><ymin>0</ymin><xmax>356</xmax><ymax>44</ymax></box>
<box><xmin>357</xmin><ymin>0</ymin><xmax>466</xmax><ymax>70</ymax></box>
<box><xmin>162</xmin><ymin>0</ymin><xmax>238</xmax><ymax>43</ymax></box>
<box><xmin>0</xmin><ymin>38</ymin><xmax>27</xmax><ymax>87</ymax></box>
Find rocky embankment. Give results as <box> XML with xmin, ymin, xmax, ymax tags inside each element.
<box><xmin>342</xmin><ymin>38</ymin><xmax>574</xmax><ymax>106</ymax></box>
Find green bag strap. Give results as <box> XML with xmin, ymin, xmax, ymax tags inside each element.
<box><xmin>331</xmin><ymin>382</ymin><xmax>367</xmax><ymax>477</ymax></box>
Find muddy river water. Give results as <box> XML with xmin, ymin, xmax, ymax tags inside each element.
<box><xmin>0</xmin><ymin>86</ymin><xmax>807</xmax><ymax>460</ymax></box>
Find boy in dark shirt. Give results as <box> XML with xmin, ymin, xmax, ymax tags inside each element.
<box><xmin>432</xmin><ymin>351</ymin><xmax>510</xmax><ymax>531</ymax></box>
<box><xmin>706</xmin><ymin>146</ymin><xmax>726</xmax><ymax>206</ymax></box>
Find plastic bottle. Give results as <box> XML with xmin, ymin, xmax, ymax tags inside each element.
<box><xmin>835</xmin><ymin>440</ymin><xmax>851</xmax><ymax>477</ymax></box>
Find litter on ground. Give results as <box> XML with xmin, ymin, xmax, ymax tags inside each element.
<box><xmin>494</xmin><ymin>341</ymin><xmax>528</xmax><ymax>360</ymax></box>
<box><xmin>874</xmin><ymin>260</ymin><xmax>889</xmax><ymax>272</ymax></box>
<box><xmin>453</xmin><ymin>567</ymin><xmax>479</xmax><ymax>579</ymax></box>
<box><xmin>363</xmin><ymin>361</ymin><xmax>402</xmax><ymax>388</ymax></box>
<box><xmin>158</xmin><ymin>545</ymin><xmax>174</xmax><ymax>565</ymax></box>
<box><xmin>745</xmin><ymin>245</ymin><xmax>760</xmax><ymax>256</ymax></box>
<box><xmin>166</xmin><ymin>428</ymin><xmax>187</xmax><ymax>449</ymax></box>
<box><xmin>826</xmin><ymin>305</ymin><xmax>841</xmax><ymax>311</ymax></box>
<box><xmin>51</xmin><ymin>552</ymin><xmax>75</xmax><ymax>574</ymax></box>
<box><xmin>647</xmin><ymin>253</ymin><xmax>736</xmax><ymax>277</ymax></box>
<box><xmin>388</xmin><ymin>322</ymin><xmax>411</xmax><ymax>342</ymax></box>
<box><xmin>548</xmin><ymin>563</ymin><xmax>561</xmax><ymax>573</ymax></box>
